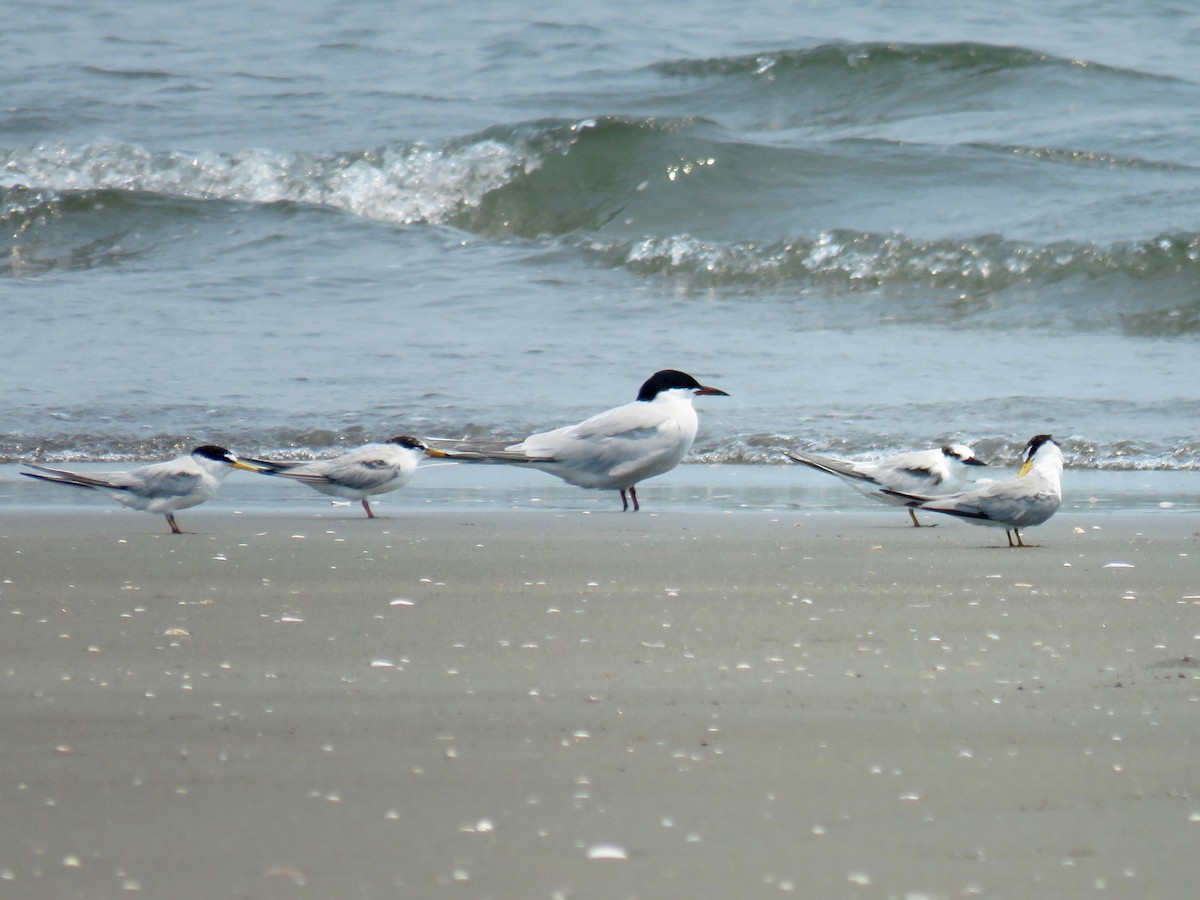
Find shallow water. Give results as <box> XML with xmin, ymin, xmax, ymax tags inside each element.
<box><xmin>4</xmin><ymin>1</ymin><xmax>1199</xmax><ymax>469</ymax></box>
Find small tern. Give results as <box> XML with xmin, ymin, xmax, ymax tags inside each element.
<box><xmin>786</xmin><ymin>444</ymin><xmax>987</xmax><ymax>526</ymax></box>
<box><xmin>881</xmin><ymin>434</ymin><xmax>1063</xmax><ymax>547</ymax></box>
<box><xmin>21</xmin><ymin>445</ymin><xmax>262</xmax><ymax>534</ymax></box>
<box><xmin>241</xmin><ymin>435</ymin><xmax>445</xmax><ymax>518</ymax></box>
<box><xmin>427</xmin><ymin>369</ymin><xmax>729</xmax><ymax>511</ymax></box>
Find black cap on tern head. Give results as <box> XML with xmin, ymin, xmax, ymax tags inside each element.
<box><xmin>1024</xmin><ymin>434</ymin><xmax>1058</xmax><ymax>461</ymax></box>
<box><xmin>387</xmin><ymin>435</ymin><xmax>427</xmax><ymax>450</ymax></box>
<box><xmin>192</xmin><ymin>445</ymin><xmax>236</xmax><ymax>462</ymax></box>
<box><xmin>636</xmin><ymin>370</ymin><xmax>729</xmax><ymax>402</ymax></box>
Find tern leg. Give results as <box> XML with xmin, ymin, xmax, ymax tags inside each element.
<box><xmin>629</xmin><ymin>486</ymin><xmax>639</xmax><ymax>512</ymax></box>
<box><xmin>908</xmin><ymin>509</ymin><xmax>934</xmax><ymax>528</ymax></box>
<box><xmin>362</xmin><ymin>499</ymin><xmax>375</xmax><ymax>518</ymax></box>
<box><xmin>166</xmin><ymin>513</ymin><xmax>182</xmax><ymax>535</ymax></box>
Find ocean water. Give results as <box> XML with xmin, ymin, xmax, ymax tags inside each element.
<box><xmin>4</xmin><ymin>0</ymin><xmax>1200</xmax><ymax>480</ymax></box>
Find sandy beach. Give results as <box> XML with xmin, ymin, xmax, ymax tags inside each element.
<box><xmin>1</xmin><ymin>472</ymin><xmax>1198</xmax><ymax>898</ymax></box>
<box><xmin>10</xmin><ymin>0</ymin><xmax>1200</xmax><ymax>895</ymax></box>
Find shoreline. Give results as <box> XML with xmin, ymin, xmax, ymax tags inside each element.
<box><xmin>1</xmin><ymin>500</ymin><xmax>1198</xmax><ymax>897</ymax></box>
<box><xmin>3</xmin><ymin>463</ymin><xmax>1200</xmax><ymax>516</ymax></box>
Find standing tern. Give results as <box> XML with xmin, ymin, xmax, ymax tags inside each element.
<box><xmin>881</xmin><ymin>434</ymin><xmax>1063</xmax><ymax>547</ymax></box>
<box><xmin>240</xmin><ymin>435</ymin><xmax>446</xmax><ymax>518</ymax></box>
<box><xmin>427</xmin><ymin>369</ymin><xmax>729</xmax><ymax>511</ymax></box>
<box><xmin>785</xmin><ymin>444</ymin><xmax>987</xmax><ymax>526</ymax></box>
<box><xmin>21</xmin><ymin>445</ymin><xmax>262</xmax><ymax>534</ymax></box>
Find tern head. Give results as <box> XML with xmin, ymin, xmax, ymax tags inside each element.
<box><xmin>637</xmin><ymin>370</ymin><xmax>730</xmax><ymax>402</ymax></box>
<box><xmin>390</xmin><ymin>434</ymin><xmax>450</xmax><ymax>459</ymax></box>
<box><xmin>387</xmin><ymin>435</ymin><xmax>428</xmax><ymax>451</ymax></box>
<box><xmin>942</xmin><ymin>444</ymin><xmax>987</xmax><ymax>467</ymax></box>
<box><xmin>1018</xmin><ymin>434</ymin><xmax>1061</xmax><ymax>477</ymax></box>
<box><xmin>191</xmin><ymin>445</ymin><xmax>263</xmax><ymax>472</ymax></box>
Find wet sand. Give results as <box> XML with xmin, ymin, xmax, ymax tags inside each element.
<box><xmin>1</xmin><ymin>504</ymin><xmax>1198</xmax><ymax>898</ymax></box>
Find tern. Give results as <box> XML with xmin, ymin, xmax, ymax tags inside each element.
<box><xmin>240</xmin><ymin>435</ymin><xmax>446</xmax><ymax>518</ymax></box>
<box><xmin>881</xmin><ymin>434</ymin><xmax>1063</xmax><ymax>547</ymax></box>
<box><xmin>427</xmin><ymin>369</ymin><xmax>728</xmax><ymax>510</ymax></box>
<box><xmin>21</xmin><ymin>445</ymin><xmax>262</xmax><ymax>534</ymax></box>
<box><xmin>786</xmin><ymin>444</ymin><xmax>987</xmax><ymax>526</ymax></box>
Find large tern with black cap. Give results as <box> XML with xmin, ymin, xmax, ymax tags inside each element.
<box><xmin>786</xmin><ymin>444</ymin><xmax>987</xmax><ymax>526</ymax></box>
<box><xmin>428</xmin><ymin>369</ymin><xmax>728</xmax><ymax>510</ymax></box>
<box><xmin>881</xmin><ymin>434</ymin><xmax>1064</xmax><ymax>547</ymax></box>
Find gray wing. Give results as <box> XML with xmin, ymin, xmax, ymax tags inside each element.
<box><xmin>22</xmin><ymin>463</ymin><xmax>116</xmax><ymax>491</ymax></box>
<box><xmin>785</xmin><ymin>451</ymin><xmax>878</xmax><ymax>486</ymax></box>
<box><xmin>22</xmin><ymin>463</ymin><xmax>146</xmax><ymax>493</ymax></box>
<box><xmin>126</xmin><ymin>466</ymin><xmax>203</xmax><ymax>500</ymax></box>
<box><xmin>888</xmin><ymin>480</ymin><xmax>1059</xmax><ymax>527</ymax></box>
<box><xmin>288</xmin><ymin>457</ymin><xmax>401</xmax><ymax>490</ymax></box>
<box><xmin>879</xmin><ymin>486</ymin><xmax>934</xmax><ymax>506</ymax></box>
<box><xmin>421</xmin><ymin>436</ymin><xmax>553</xmax><ymax>464</ymax></box>
<box><xmin>240</xmin><ymin>456</ymin><xmax>307</xmax><ymax>474</ymax></box>
<box><xmin>923</xmin><ymin>486</ymin><xmax>1060</xmax><ymax>527</ymax></box>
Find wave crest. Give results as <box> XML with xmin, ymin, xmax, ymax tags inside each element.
<box><xmin>651</xmin><ymin>41</ymin><xmax>1067</xmax><ymax>80</ymax></box>
<box><xmin>585</xmin><ymin>229</ymin><xmax>1200</xmax><ymax>291</ymax></box>
<box><xmin>1</xmin><ymin>137</ymin><xmax>535</xmax><ymax>226</ymax></box>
